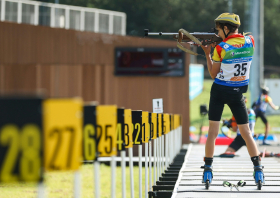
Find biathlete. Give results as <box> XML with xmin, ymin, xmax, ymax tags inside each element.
<box><xmin>252</xmin><ymin>87</ymin><xmax>279</xmax><ymax>145</ymax></box>
<box><xmin>200</xmin><ymin>13</ymin><xmax>264</xmax><ymax>190</ymax></box>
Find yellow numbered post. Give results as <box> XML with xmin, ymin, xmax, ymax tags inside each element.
<box><xmin>132</xmin><ymin>111</ymin><xmax>142</xmax><ymax>145</ymax></box>
<box><xmin>0</xmin><ymin>97</ymin><xmax>43</xmax><ymax>182</ymax></box>
<box><xmin>43</xmin><ymin>98</ymin><xmax>83</xmax><ymax>171</ymax></box>
<box><xmin>96</xmin><ymin>105</ymin><xmax>117</xmax><ymax>157</ymax></box>
<box><xmin>83</xmin><ymin>105</ymin><xmax>97</xmax><ymax>161</ymax></box>
<box><xmin>142</xmin><ymin>111</ymin><xmax>150</xmax><ymax>143</ymax></box>
<box><xmin>151</xmin><ymin>113</ymin><xmax>157</xmax><ymax>139</ymax></box>
<box><xmin>124</xmin><ymin>109</ymin><xmax>133</xmax><ymax>148</ymax></box>
<box><xmin>163</xmin><ymin>114</ymin><xmax>170</xmax><ymax>135</ymax></box>
<box><xmin>172</xmin><ymin>114</ymin><xmax>175</xmax><ymax>131</ymax></box>
<box><xmin>174</xmin><ymin>114</ymin><xmax>178</xmax><ymax>130</ymax></box>
<box><xmin>157</xmin><ymin>114</ymin><xmax>162</xmax><ymax>137</ymax></box>
<box><xmin>169</xmin><ymin>114</ymin><xmax>173</xmax><ymax>132</ymax></box>
<box><xmin>117</xmin><ymin>108</ymin><xmax>125</xmax><ymax>151</ymax></box>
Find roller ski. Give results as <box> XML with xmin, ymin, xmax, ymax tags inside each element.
<box><xmin>253</xmin><ymin>166</ymin><xmax>265</xmax><ymax>190</ymax></box>
<box><xmin>201</xmin><ymin>165</ymin><xmax>213</xmax><ymax>189</ymax></box>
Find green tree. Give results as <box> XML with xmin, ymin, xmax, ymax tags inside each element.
<box><xmin>264</xmin><ymin>0</ymin><xmax>280</xmax><ymax>66</ymax></box>
<box><xmin>34</xmin><ymin>0</ymin><xmax>280</xmax><ymax>67</ymax></box>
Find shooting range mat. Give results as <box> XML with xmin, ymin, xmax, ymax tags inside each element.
<box><xmin>171</xmin><ymin>145</ymin><xmax>280</xmax><ymax>198</ymax></box>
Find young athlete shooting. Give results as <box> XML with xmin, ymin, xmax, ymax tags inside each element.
<box><xmin>198</xmin><ymin>13</ymin><xmax>265</xmax><ymax>190</ymax></box>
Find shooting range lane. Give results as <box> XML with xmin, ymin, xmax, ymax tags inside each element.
<box><xmin>172</xmin><ymin>145</ymin><xmax>280</xmax><ymax>198</ymax></box>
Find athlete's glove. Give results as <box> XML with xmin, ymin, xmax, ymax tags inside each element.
<box><xmin>275</xmin><ymin>106</ymin><xmax>279</xmax><ymax>110</ymax></box>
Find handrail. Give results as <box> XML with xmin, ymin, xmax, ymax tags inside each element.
<box><xmin>0</xmin><ymin>0</ymin><xmax>126</xmax><ymax>35</ymax></box>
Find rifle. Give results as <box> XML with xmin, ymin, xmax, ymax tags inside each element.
<box><xmin>144</xmin><ymin>29</ymin><xmax>223</xmax><ymax>56</ymax></box>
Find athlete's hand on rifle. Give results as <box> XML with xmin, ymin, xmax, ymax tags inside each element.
<box><xmin>201</xmin><ymin>42</ymin><xmax>216</xmax><ymax>55</ymax></box>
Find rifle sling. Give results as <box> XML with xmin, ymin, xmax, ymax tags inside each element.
<box><xmin>177</xmin><ymin>28</ymin><xmax>205</xmax><ymax>57</ymax></box>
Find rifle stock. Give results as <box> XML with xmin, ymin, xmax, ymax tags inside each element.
<box><xmin>174</xmin><ymin>33</ymin><xmax>223</xmax><ymax>45</ymax></box>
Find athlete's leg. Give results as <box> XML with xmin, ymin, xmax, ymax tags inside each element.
<box><xmin>265</xmin><ymin>123</ymin><xmax>269</xmax><ymax>138</ymax></box>
<box><xmin>259</xmin><ymin>111</ymin><xmax>269</xmax><ymax>143</ymax></box>
<box><xmin>228</xmin><ymin>96</ymin><xmax>263</xmax><ymax>185</ymax></box>
<box><xmin>238</xmin><ymin>124</ymin><xmax>259</xmax><ymax>157</ymax></box>
<box><xmin>225</xmin><ymin>147</ymin><xmax>236</xmax><ymax>153</ymax></box>
<box><xmin>224</xmin><ymin>135</ymin><xmax>246</xmax><ymax>153</ymax></box>
<box><xmin>228</xmin><ymin>95</ymin><xmax>259</xmax><ymax>157</ymax></box>
<box><xmin>205</xmin><ymin>121</ymin><xmax>220</xmax><ymax>157</ymax></box>
<box><xmin>202</xmin><ymin>85</ymin><xmax>224</xmax><ymax>185</ymax></box>
<box><xmin>207</xmin><ymin>86</ymin><xmax>225</xmax><ymax>157</ymax></box>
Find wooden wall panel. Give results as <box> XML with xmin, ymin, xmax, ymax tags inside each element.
<box><xmin>0</xmin><ymin>21</ymin><xmax>190</xmax><ymax>143</ymax></box>
<box><xmin>0</xmin><ymin>65</ymin><xmax>37</xmax><ymax>92</ymax></box>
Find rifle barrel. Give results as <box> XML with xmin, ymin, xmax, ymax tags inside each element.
<box><xmin>147</xmin><ymin>32</ymin><xmax>177</xmax><ymax>36</ymax></box>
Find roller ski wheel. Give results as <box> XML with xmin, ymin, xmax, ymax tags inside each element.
<box><xmin>201</xmin><ymin>165</ymin><xmax>213</xmax><ymax>189</ymax></box>
<box><xmin>205</xmin><ymin>180</ymin><xmax>210</xmax><ymax>189</ymax></box>
<box><xmin>254</xmin><ymin>166</ymin><xmax>265</xmax><ymax>190</ymax></box>
<box><xmin>257</xmin><ymin>180</ymin><xmax>262</xmax><ymax>190</ymax></box>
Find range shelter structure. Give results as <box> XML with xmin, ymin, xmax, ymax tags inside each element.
<box><xmin>0</xmin><ymin>96</ymin><xmax>183</xmax><ymax>198</ymax></box>
<box><xmin>0</xmin><ymin>21</ymin><xmax>191</xmax><ymax>146</ymax></box>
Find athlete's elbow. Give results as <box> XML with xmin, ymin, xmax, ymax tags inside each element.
<box><xmin>210</xmin><ymin>74</ymin><xmax>216</xmax><ymax>79</ymax></box>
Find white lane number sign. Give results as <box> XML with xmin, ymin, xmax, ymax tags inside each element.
<box><xmin>153</xmin><ymin>98</ymin><xmax>163</xmax><ymax>113</ymax></box>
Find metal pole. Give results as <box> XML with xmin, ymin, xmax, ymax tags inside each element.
<box><xmin>157</xmin><ymin>138</ymin><xmax>160</xmax><ymax>180</ymax></box>
<box><xmin>121</xmin><ymin>14</ymin><xmax>126</xmax><ymax>36</ymax></box>
<box><xmin>129</xmin><ymin>147</ymin><xmax>134</xmax><ymax>198</ymax></box>
<box><xmin>74</xmin><ymin>171</ymin><xmax>81</xmax><ymax>198</ymax></box>
<box><xmin>154</xmin><ymin>138</ymin><xmax>156</xmax><ymax>183</ymax></box>
<box><xmin>170</xmin><ymin>131</ymin><xmax>173</xmax><ymax>163</ymax></box>
<box><xmin>168</xmin><ymin>131</ymin><xmax>171</xmax><ymax>164</ymax></box>
<box><xmin>37</xmin><ymin>182</ymin><xmax>45</xmax><ymax>198</ymax></box>
<box><xmin>145</xmin><ymin>143</ymin><xmax>148</xmax><ymax>198</ymax></box>
<box><xmin>259</xmin><ymin>0</ymin><xmax>264</xmax><ymax>87</ymax></box>
<box><xmin>50</xmin><ymin>6</ymin><xmax>55</xmax><ymax>27</ymax></box>
<box><xmin>109</xmin><ymin>13</ymin><xmax>113</xmax><ymax>34</ymax></box>
<box><xmin>121</xmin><ymin>151</ymin><xmax>126</xmax><ymax>198</ymax></box>
<box><xmin>162</xmin><ymin>135</ymin><xmax>165</xmax><ymax>172</ymax></box>
<box><xmin>94</xmin><ymin>11</ymin><xmax>99</xmax><ymax>33</ymax></box>
<box><xmin>159</xmin><ymin>136</ymin><xmax>161</xmax><ymax>176</ymax></box>
<box><xmin>249</xmin><ymin>0</ymin><xmax>261</xmax><ymax>104</ymax></box>
<box><xmin>34</xmin><ymin>4</ymin><xmax>39</xmax><ymax>25</ymax></box>
<box><xmin>149</xmin><ymin>141</ymin><xmax>152</xmax><ymax>190</ymax></box>
<box><xmin>228</xmin><ymin>0</ymin><xmax>233</xmax><ymax>13</ymax></box>
<box><xmin>139</xmin><ymin>145</ymin><xmax>142</xmax><ymax>198</ymax></box>
<box><xmin>111</xmin><ymin>155</ymin><xmax>116</xmax><ymax>198</ymax></box>
<box><xmin>1</xmin><ymin>0</ymin><xmax>5</xmax><ymax>21</ymax></box>
<box><xmin>17</xmin><ymin>2</ymin><xmax>22</xmax><ymax>24</ymax></box>
<box><xmin>94</xmin><ymin>161</ymin><xmax>100</xmax><ymax>198</ymax></box>
<box><xmin>80</xmin><ymin>10</ymin><xmax>85</xmax><ymax>31</ymax></box>
<box><xmin>165</xmin><ymin>134</ymin><xmax>168</xmax><ymax>170</ymax></box>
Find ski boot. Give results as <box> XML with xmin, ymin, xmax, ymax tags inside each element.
<box><xmin>253</xmin><ymin>166</ymin><xmax>265</xmax><ymax>190</ymax></box>
<box><xmin>201</xmin><ymin>165</ymin><xmax>213</xmax><ymax>189</ymax></box>
<box><xmin>262</xmin><ymin>139</ymin><xmax>271</xmax><ymax>146</ymax></box>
